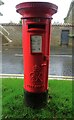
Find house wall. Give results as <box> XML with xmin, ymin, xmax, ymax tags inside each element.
<box><xmin>51</xmin><ymin>25</ymin><xmax>72</xmax><ymax>47</ymax></box>
<box><xmin>1</xmin><ymin>24</ymin><xmax>73</xmax><ymax>48</ymax></box>
<box><xmin>64</xmin><ymin>1</ymin><xmax>74</xmax><ymax>24</ymax></box>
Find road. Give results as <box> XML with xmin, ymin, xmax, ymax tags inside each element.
<box><xmin>1</xmin><ymin>47</ymin><xmax>72</xmax><ymax>77</ymax></box>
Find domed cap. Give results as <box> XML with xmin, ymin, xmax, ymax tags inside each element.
<box><xmin>16</xmin><ymin>2</ymin><xmax>58</xmax><ymax>18</ymax></box>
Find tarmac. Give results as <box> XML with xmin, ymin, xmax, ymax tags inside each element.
<box><xmin>0</xmin><ymin>46</ymin><xmax>73</xmax><ymax>80</ymax></box>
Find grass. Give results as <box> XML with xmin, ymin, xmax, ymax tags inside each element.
<box><xmin>1</xmin><ymin>78</ymin><xmax>73</xmax><ymax>120</ymax></box>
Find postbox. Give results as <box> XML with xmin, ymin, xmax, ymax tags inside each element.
<box><xmin>16</xmin><ymin>2</ymin><xmax>58</xmax><ymax>108</ymax></box>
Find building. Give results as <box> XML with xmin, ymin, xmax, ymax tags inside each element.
<box><xmin>0</xmin><ymin>1</ymin><xmax>73</xmax><ymax>47</ymax></box>
<box><xmin>0</xmin><ymin>23</ymin><xmax>72</xmax><ymax>47</ymax></box>
<box><xmin>64</xmin><ymin>0</ymin><xmax>74</xmax><ymax>46</ymax></box>
<box><xmin>64</xmin><ymin>0</ymin><xmax>74</xmax><ymax>25</ymax></box>
<box><xmin>0</xmin><ymin>0</ymin><xmax>4</xmax><ymax>16</ymax></box>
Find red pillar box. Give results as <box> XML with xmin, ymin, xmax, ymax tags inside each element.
<box><xmin>16</xmin><ymin>2</ymin><xmax>58</xmax><ymax>108</ymax></box>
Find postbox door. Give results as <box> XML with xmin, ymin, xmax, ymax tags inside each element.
<box><xmin>23</xmin><ymin>21</ymin><xmax>50</xmax><ymax>93</ymax></box>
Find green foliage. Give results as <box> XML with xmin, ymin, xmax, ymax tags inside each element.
<box><xmin>19</xmin><ymin>20</ymin><xmax>22</xmax><ymax>25</ymax></box>
<box><xmin>2</xmin><ymin>78</ymin><xmax>73</xmax><ymax>120</ymax></box>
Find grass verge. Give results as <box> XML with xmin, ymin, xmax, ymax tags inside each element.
<box><xmin>1</xmin><ymin>78</ymin><xmax>73</xmax><ymax>120</ymax></box>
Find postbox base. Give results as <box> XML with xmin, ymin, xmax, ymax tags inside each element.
<box><xmin>24</xmin><ymin>90</ymin><xmax>48</xmax><ymax>109</ymax></box>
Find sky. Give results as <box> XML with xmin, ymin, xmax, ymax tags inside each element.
<box><xmin>0</xmin><ymin>0</ymin><xmax>72</xmax><ymax>24</ymax></box>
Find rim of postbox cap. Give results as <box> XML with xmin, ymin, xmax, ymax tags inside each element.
<box><xmin>16</xmin><ymin>2</ymin><xmax>58</xmax><ymax>19</ymax></box>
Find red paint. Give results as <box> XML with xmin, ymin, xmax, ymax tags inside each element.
<box><xmin>16</xmin><ymin>2</ymin><xmax>58</xmax><ymax>93</ymax></box>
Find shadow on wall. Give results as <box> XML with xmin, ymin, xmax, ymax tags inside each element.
<box><xmin>0</xmin><ymin>25</ymin><xmax>12</xmax><ymax>46</ymax></box>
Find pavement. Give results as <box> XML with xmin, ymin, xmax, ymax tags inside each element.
<box><xmin>0</xmin><ymin>46</ymin><xmax>73</xmax><ymax>80</ymax></box>
<box><xmin>0</xmin><ymin>74</ymin><xmax>73</xmax><ymax>80</ymax></box>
